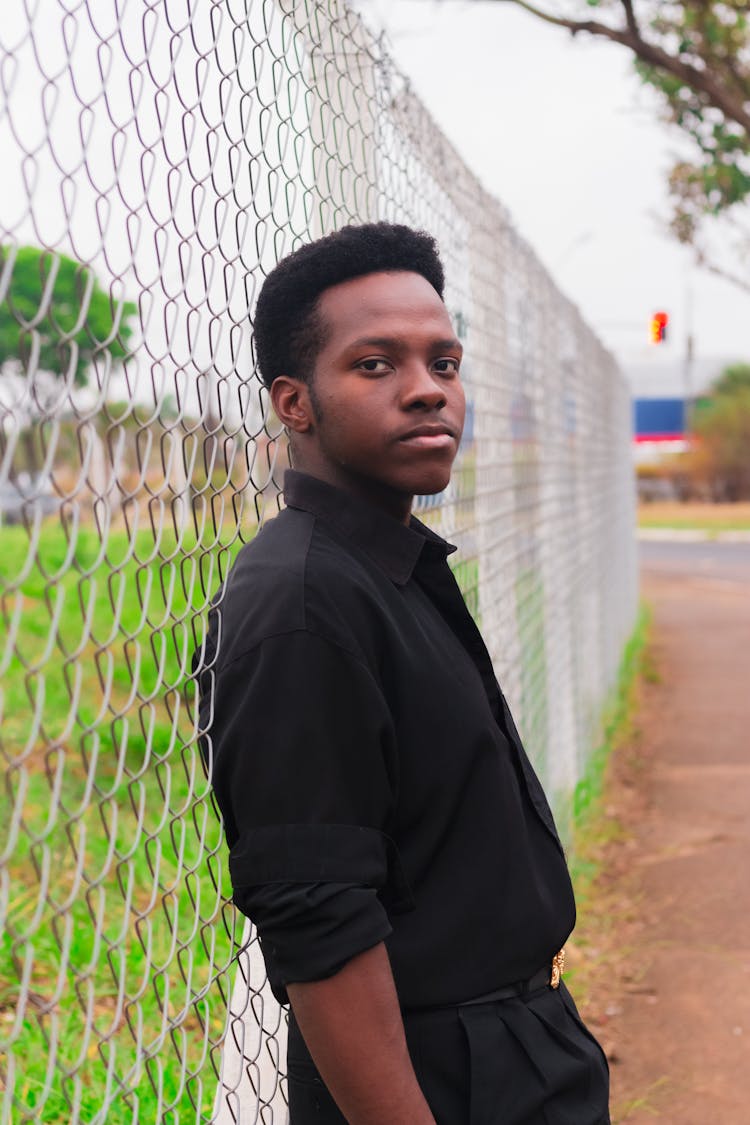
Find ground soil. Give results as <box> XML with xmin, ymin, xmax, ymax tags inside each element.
<box><xmin>574</xmin><ymin>552</ymin><xmax>750</xmax><ymax>1124</ymax></box>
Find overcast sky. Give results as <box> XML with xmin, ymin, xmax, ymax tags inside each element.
<box><xmin>360</xmin><ymin>0</ymin><xmax>750</xmax><ymax>395</ymax></box>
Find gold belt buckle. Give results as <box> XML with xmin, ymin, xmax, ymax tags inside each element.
<box><xmin>550</xmin><ymin>948</ymin><xmax>565</xmax><ymax>989</ymax></box>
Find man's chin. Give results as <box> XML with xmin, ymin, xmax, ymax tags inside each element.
<box><xmin>403</xmin><ymin>469</ymin><xmax>453</xmax><ymax>497</ymax></box>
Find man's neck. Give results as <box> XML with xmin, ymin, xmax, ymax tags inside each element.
<box><xmin>289</xmin><ymin>460</ymin><xmax>414</xmax><ymax>526</ymax></box>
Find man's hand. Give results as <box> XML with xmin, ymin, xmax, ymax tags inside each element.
<box><xmin>287</xmin><ymin>942</ymin><xmax>436</xmax><ymax>1125</ymax></box>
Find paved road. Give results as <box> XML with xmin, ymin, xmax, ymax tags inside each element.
<box><xmin>605</xmin><ymin>539</ymin><xmax>750</xmax><ymax>1123</ymax></box>
<box><xmin>639</xmin><ymin>539</ymin><xmax>750</xmax><ymax>585</ymax></box>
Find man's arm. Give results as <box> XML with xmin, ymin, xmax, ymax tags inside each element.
<box><xmin>204</xmin><ymin>630</ymin><xmax>424</xmax><ymax>1118</ymax></box>
<box><xmin>288</xmin><ymin>942</ymin><xmax>435</xmax><ymax>1125</ymax></box>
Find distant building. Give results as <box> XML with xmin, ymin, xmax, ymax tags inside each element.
<box><xmin>632</xmin><ymin>397</ymin><xmax>687</xmax><ymax>464</ymax></box>
<box><xmin>622</xmin><ymin>352</ymin><xmax>737</xmax><ymax>467</ymax></box>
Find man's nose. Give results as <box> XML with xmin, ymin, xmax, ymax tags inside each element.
<box><xmin>401</xmin><ymin>364</ymin><xmax>447</xmax><ymax>410</ymax></box>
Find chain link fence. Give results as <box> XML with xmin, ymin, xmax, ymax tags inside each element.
<box><xmin>0</xmin><ymin>1</ymin><xmax>638</xmax><ymax>1121</ymax></box>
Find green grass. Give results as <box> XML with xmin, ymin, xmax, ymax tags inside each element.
<box><xmin>564</xmin><ymin>603</ymin><xmax>652</xmax><ymax>998</ymax></box>
<box><xmin>0</xmin><ymin>507</ymin><xmax>482</xmax><ymax>1124</ymax></box>
<box><xmin>451</xmin><ymin>556</ymin><xmax>479</xmax><ymax>618</ymax></box>
<box><xmin>639</xmin><ymin>516</ymin><xmax>750</xmax><ymax>532</ymax></box>
<box><xmin>0</xmin><ymin>506</ymin><xmax>637</xmax><ymax>1122</ymax></box>
<box><xmin>569</xmin><ymin>604</ymin><xmax>650</xmax><ymax>878</ymax></box>
<box><xmin>0</xmin><ymin>519</ymin><xmax>252</xmax><ymax>1123</ymax></box>
<box><xmin>514</xmin><ymin>568</ymin><xmax>548</xmax><ymax>782</ymax></box>
<box><xmin>637</xmin><ymin>501</ymin><xmax>750</xmax><ymax>532</ymax></box>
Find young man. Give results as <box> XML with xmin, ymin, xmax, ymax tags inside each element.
<box><xmin>198</xmin><ymin>223</ymin><xmax>610</xmax><ymax>1124</ymax></box>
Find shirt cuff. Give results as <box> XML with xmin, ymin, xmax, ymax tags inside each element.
<box><xmin>235</xmin><ymin>881</ymin><xmax>393</xmax><ymax>1001</ymax></box>
<box><xmin>229</xmin><ymin>823</ymin><xmax>415</xmax><ymax>912</ymax></box>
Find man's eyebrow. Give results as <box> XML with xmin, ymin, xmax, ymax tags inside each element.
<box><xmin>346</xmin><ymin>335</ymin><xmax>464</xmax><ymax>352</ymax></box>
<box><xmin>433</xmin><ymin>338</ymin><xmax>464</xmax><ymax>353</ymax></box>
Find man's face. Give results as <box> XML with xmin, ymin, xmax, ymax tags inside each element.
<box><xmin>295</xmin><ymin>270</ymin><xmax>466</xmax><ymax>518</ymax></box>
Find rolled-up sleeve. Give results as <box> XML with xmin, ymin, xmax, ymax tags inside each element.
<box><xmin>203</xmin><ymin>627</ymin><xmax>410</xmax><ymax>998</ymax></box>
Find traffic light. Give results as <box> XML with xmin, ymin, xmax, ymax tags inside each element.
<box><xmin>649</xmin><ymin>311</ymin><xmax>669</xmax><ymax>344</ymax></box>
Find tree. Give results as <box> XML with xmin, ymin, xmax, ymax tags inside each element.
<box><xmin>689</xmin><ymin>361</ymin><xmax>750</xmax><ymax>497</ymax></box>
<box><xmin>0</xmin><ymin>245</ymin><xmax>137</xmax><ymax>478</ymax></box>
<box><xmin>0</xmin><ymin>245</ymin><xmax>137</xmax><ymax>387</ymax></box>
<box><xmin>472</xmin><ymin>1</ymin><xmax>750</xmax><ymax>289</ymax></box>
<box><xmin>710</xmin><ymin>360</ymin><xmax>750</xmax><ymax>396</ymax></box>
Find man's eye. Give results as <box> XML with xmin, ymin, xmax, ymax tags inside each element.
<box><xmin>357</xmin><ymin>358</ymin><xmax>391</xmax><ymax>374</ymax></box>
<box><xmin>433</xmin><ymin>358</ymin><xmax>460</xmax><ymax>375</ymax></box>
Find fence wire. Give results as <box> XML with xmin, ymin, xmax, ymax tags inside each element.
<box><xmin>0</xmin><ymin>1</ymin><xmax>638</xmax><ymax>1121</ymax></box>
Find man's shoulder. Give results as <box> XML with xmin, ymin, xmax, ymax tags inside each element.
<box><xmin>227</xmin><ymin>505</ymin><xmax>375</xmax><ymax>594</ymax></box>
<box><xmin>217</xmin><ymin>508</ymin><xmax>311</xmax><ymax>650</ymax></box>
<box><xmin>234</xmin><ymin>504</ymin><xmax>314</xmax><ymax>579</ymax></box>
<box><xmin>214</xmin><ymin>507</ymin><xmax>387</xmax><ymax>667</ymax></box>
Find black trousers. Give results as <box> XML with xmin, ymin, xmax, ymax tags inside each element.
<box><xmin>287</xmin><ymin>982</ymin><xmax>610</xmax><ymax>1124</ymax></box>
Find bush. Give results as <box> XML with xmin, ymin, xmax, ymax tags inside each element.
<box><xmin>688</xmin><ymin>366</ymin><xmax>750</xmax><ymax>500</ymax></box>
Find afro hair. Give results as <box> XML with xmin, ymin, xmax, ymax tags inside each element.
<box><xmin>252</xmin><ymin>222</ymin><xmax>445</xmax><ymax>388</ymax></box>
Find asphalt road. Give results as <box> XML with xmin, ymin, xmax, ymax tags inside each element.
<box><xmin>639</xmin><ymin>539</ymin><xmax>750</xmax><ymax>587</ymax></box>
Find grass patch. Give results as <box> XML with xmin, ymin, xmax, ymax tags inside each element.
<box><xmin>450</xmin><ymin>556</ymin><xmax>479</xmax><ymax>618</ymax></box>
<box><xmin>0</xmin><ymin>504</ymin><xmax>639</xmax><ymax>1121</ymax></box>
<box><xmin>0</xmin><ymin>517</ymin><xmax>254</xmax><ymax>1123</ymax></box>
<box><xmin>0</xmin><ymin>503</ymin><xmax>482</xmax><ymax>1123</ymax></box>
<box><xmin>565</xmin><ymin>604</ymin><xmax>651</xmax><ymax>995</ymax></box>
<box><xmin>514</xmin><ymin>568</ymin><xmax>548</xmax><ymax>782</ymax></box>
<box><xmin>614</xmin><ymin>1077</ymin><xmax>671</xmax><ymax>1120</ymax></box>
<box><xmin>637</xmin><ymin>501</ymin><xmax>750</xmax><ymax>532</ymax></box>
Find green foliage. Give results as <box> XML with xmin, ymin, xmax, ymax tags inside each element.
<box><xmin>692</xmin><ymin>370</ymin><xmax>750</xmax><ymax>499</ymax></box>
<box><xmin>497</xmin><ymin>0</ymin><xmax>750</xmax><ymax>280</ymax></box>
<box><xmin>711</xmin><ymin>361</ymin><xmax>750</xmax><ymax>397</ymax></box>
<box><xmin>0</xmin><ymin>246</ymin><xmax>137</xmax><ymax>386</ymax></box>
<box><xmin>624</xmin><ymin>4</ymin><xmax>750</xmax><ymax>258</ymax></box>
<box><xmin>680</xmin><ymin>360</ymin><xmax>750</xmax><ymax>499</ymax></box>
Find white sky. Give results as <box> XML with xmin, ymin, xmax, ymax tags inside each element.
<box><xmin>5</xmin><ymin>0</ymin><xmax>747</xmax><ymax>403</ymax></box>
<box><xmin>360</xmin><ymin>0</ymin><xmax>750</xmax><ymax>395</ymax></box>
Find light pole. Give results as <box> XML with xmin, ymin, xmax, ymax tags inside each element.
<box><xmin>684</xmin><ymin>272</ymin><xmax>695</xmax><ymax>440</ymax></box>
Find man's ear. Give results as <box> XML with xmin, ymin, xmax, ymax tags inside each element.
<box><xmin>270</xmin><ymin>376</ymin><xmax>314</xmax><ymax>434</ymax></box>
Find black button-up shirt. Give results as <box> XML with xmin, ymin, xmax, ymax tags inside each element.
<box><xmin>198</xmin><ymin>470</ymin><xmax>575</xmax><ymax>1010</ymax></box>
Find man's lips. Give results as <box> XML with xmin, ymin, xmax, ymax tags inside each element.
<box><xmin>396</xmin><ymin>424</ymin><xmax>457</xmax><ymax>448</ymax></box>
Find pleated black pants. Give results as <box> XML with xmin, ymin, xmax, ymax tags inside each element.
<box><xmin>287</xmin><ymin>982</ymin><xmax>610</xmax><ymax>1124</ymax></box>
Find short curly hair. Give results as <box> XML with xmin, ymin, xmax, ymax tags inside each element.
<box><xmin>252</xmin><ymin>222</ymin><xmax>445</xmax><ymax>388</ymax></box>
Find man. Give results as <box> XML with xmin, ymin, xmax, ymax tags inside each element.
<box><xmin>198</xmin><ymin>223</ymin><xmax>610</xmax><ymax>1124</ymax></box>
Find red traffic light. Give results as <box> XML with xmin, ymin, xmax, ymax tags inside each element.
<box><xmin>649</xmin><ymin>311</ymin><xmax>669</xmax><ymax>344</ymax></box>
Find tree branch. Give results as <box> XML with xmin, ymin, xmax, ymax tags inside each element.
<box><xmin>719</xmin><ymin>50</ymin><xmax>750</xmax><ymax>104</ymax></box>
<box><xmin>695</xmin><ymin>250</ymin><xmax>750</xmax><ymax>293</ymax></box>
<box><xmin>484</xmin><ymin>1</ymin><xmax>750</xmax><ymax>134</ymax></box>
<box><xmin>619</xmin><ymin>0</ymin><xmax>640</xmax><ymax>39</ymax></box>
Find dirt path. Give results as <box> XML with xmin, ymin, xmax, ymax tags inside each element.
<box><xmin>579</xmin><ymin>543</ymin><xmax>750</xmax><ymax>1124</ymax></box>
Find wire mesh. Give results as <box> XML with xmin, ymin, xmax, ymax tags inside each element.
<box><xmin>0</xmin><ymin>1</ymin><xmax>638</xmax><ymax>1121</ymax></box>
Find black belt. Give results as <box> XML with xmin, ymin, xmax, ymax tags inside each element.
<box><xmin>403</xmin><ymin>965</ymin><xmax>555</xmax><ymax>1018</ymax></box>
<box><xmin>459</xmin><ymin>964</ymin><xmax>553</xmax><ymax>1007</ymax></box>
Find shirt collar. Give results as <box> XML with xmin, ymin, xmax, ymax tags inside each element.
<box><xmin>282</xmin><ymin>469</ymin><xmax>457</xmax><ymax>586</ymax></box>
